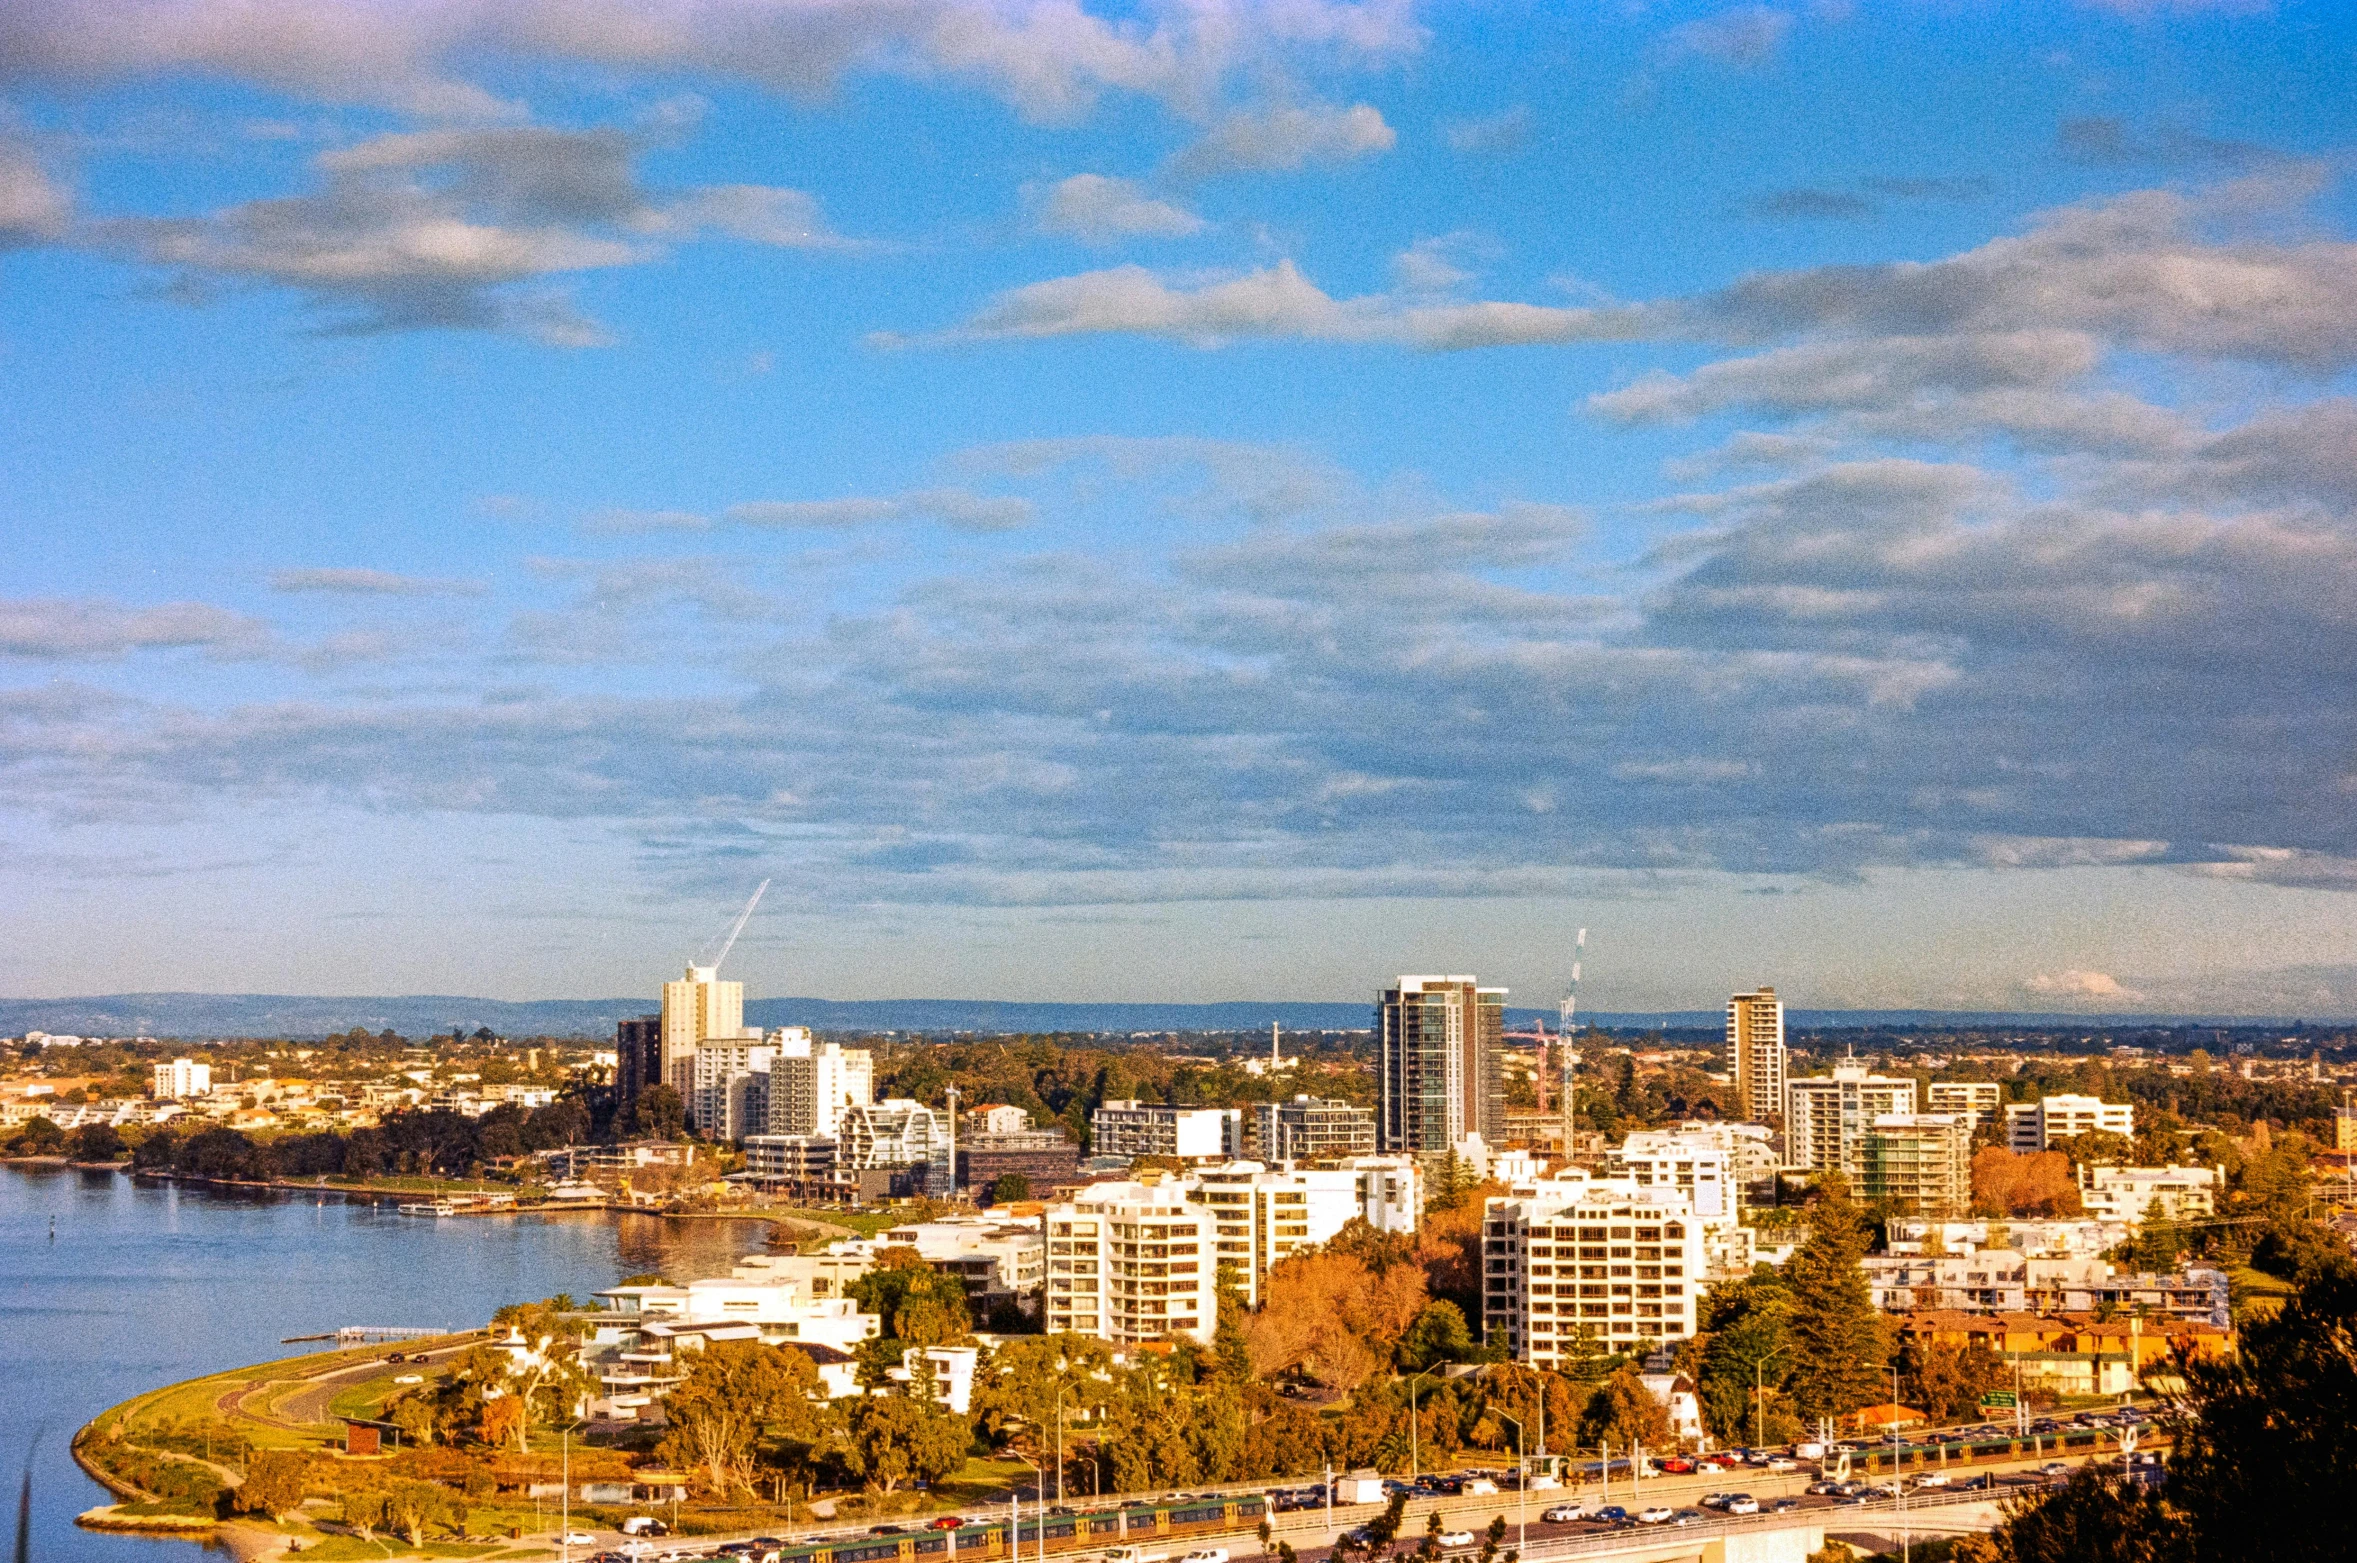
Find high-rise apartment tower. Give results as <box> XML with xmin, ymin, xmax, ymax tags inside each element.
<box><xmin>661</xmin><ymin>963</ymin><xmax>747</xmax><ymax>1094</ymax></box>
<box><xmin>1726</xmin><ymin>987</ymin><xmax>1787</xmax><ymax>1122</ymax></box>
<box><xmin>1377</xmin><ymin>975</ymin><xmax>1505</xmax><ymax>1154</ymax></box>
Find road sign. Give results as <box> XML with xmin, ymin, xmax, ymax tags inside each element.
<box><xmin>1980</xmin><ymin>1391</ymin><xmax>2019</xmax><ymax>1409</ymax></box>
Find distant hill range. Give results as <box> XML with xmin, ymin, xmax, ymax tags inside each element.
<box><xmin>0</xmin><ymin>991</ymin><xmax>2322</xmax><ymax>1041</ymax></box>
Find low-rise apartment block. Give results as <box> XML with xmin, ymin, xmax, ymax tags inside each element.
<box><xmin>1188</xmin><ymin>1157</ymin><xmax>1418</xmax><ymax>1306</ymax></box>
<box><xmin>1247</xmin><ymin>1095</ymin><xmax>1378</xmax><ymax>1161</ymax></box>
<box><xmin>1862</xmin><ymin>1251</ymin><xmax>2229</xmax><ymax>1329</ymax></box>
<box><xmin>2005</xmin><ymin>1094</ymin><xmax>2134</xmax><ymax>1152</ymax></box>
<box><xmin>2076</xmin><ymin>1163</ymin><xmax>2220</xmax><ymax>1225</ymax></box>
<box><xmin>1925</xmin><ymin>1081</ymin><xmax>2003</xmax><ymax>1133</ymax></box>
<box><xmin>151</xmin><ymin>1058</ymin><xmax>212</xmax><ymax>1100</ymax></box>
<box><xmin>1043</xmin><ymin>1178</ymin><xmax>1217</xmax><ymax>1345</ymax></box>
<box><xmin>1482</xmin><ymin>1182</ymin><xmax>1702</xmax><ymax>1364</ymax></box>
<box><xmin>1090</xmin><ymin>1100</ymin><xmax>1241</xmax><ymax>1160</ymax></box>
<box><xmin>873</xmin><ymin>1216</ymin><xmax>1046</xmax><ymax>1320</ymax></box>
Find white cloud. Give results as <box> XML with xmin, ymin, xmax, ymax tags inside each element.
<box><xmin>269</xmin><ymin>568</ymin><xmax>486</xmax><ymax>596</ymax></box>
<box><xmin>893</xmin><ymin>259</ymin><xmax>1638</xmax><ymax>348</ymax></box>
<box><xmin>1170</xmin><ymin>103</ymin><xmax>1396</xmax><ymax>179</ymax></box>
<box><xmin>2023</xmin><ymin>969</ymin><xmax>2146</xmax><ymax>1002</ymax></box>
<box><xmin>0</xmin><ymin>598</ymin><xmax>268</xmax><ymax>660</ymax></box>
<box><xmin>1662</xmin><ymin>5</ymin><xmax>1794</xmax><ymax>67</ymax></box>
<box><xmin>0</xmin><ymin>140</ymin><xmax>70</xmax><ymax>245</ymax></box>
<box><xmin>1030</xmin><ymin>174</ymin><xmax>1205</xmax><ymax>243</ymax></box>
<box><xmin>726</xmin><ymin>488</ymin><xmax>1037</xmax><ymax>533</ymax></box>
<box><xmin>1441</xmin><ymin>105</ymin><xmax>1534</xmax><ymax>156</ymax></box>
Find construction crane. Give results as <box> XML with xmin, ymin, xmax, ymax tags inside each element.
<box><xmin>1558</xmin><ymin>928</ymin><xmax>1586</xmax><ymax>1163</ymax></box>
<box><xmin>701</xmin><ymin>879</ymin><xmax>771</xmax><ymax>972</ymax></box>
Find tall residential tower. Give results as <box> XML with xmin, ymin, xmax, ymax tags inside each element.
<box><xmin>1377</xmin><ymin>975</ymin><xmax>1505</xmax><ymax>1155</ymax></box>
<box><xmin>1726</xmin><ymin>987</ymin><xmax>1787</xmax><ymax>1123</ymax></box>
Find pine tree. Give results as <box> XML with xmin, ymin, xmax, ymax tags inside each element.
<box><xmin>1782</xmin><ymin>1178</ymin><xmax>1887</xmax><ymax>1425</ymax></box>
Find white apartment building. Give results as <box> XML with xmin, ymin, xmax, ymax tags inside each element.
<box><xmin>1248</xmin><ymin>1095</ymin><xmax>1378</xmax><ymax>1161</ymax></box>
<box><xmin>1784</xmin><ymin>1059</ymin><xmax>1917</xmax><ymax>1178</ymax></box>
<box><xmin>2006</xmin><ymin>1095</ymin><xmax>2135</xmax><ymax>1152</ymax></box>
<box><xmin>660</xmin><ymin>963</ymin><xmax>762</xmax><ymax>1095</ymax></box>
<box><xmin>1609</xmin><ymin>1129</ymin><xmax>1738</xmax><ymax>1220</ymax></box>
<box><xmin>875</xmin><ymin>1216</ymin><xmax>1047</xmax><ymax>1318</ymax></box>
<box><xmin>1189</xmin><ymin>1160</ymin><xmax>1371</xmax><ymax>1307</ymax></box>
<box><xmin>1862</xmin><ymin>1251</ymin><xmax>2230</xmax><ymax>1329</ymax></box>
<box><xmin>690</xmin><ymin>1039</ymin><xmax>777</xmax><ymax>1140</ymax></box>
<box><xmin>594</xmin><ymin>1276</ymin><xmax>881</xmax><ymax>1352</ymax></box>
<box><xmin>1926</xmin><ymin>1081</ymin><xmax>2003</xmax><ymax>1132</ymax></box>
<box><xmin>741</xmin><ymin>1134</ymin><xmax>839</xmax><ymax>1188</ymax></box>
<box><xmin>839</xmin><ymin>1099</ymin><xmax>948</xmax><ymax>1182</ymax></box>
<box><xmin>972</xmin><ymin>1104</ymin><xmax>1032</xmax><ymax>1136</ymax></box>
<box><xmin>2077</xmin><ymin>1164</ymin><xmax>2220</xmax><ymax>1225</ymax></box>
<box><xmin>1886</xmin><ymin>1218</ymin><xmax>2132</xmax><ymax>1258</ymax></box>
<box><xmin>768</xmin><ymin>1033</ymin><xmax>875</xmax><ymax>1138</ymax></box>
<box><xmin>1481</xmin><ymin>1182</ymin><xmax>1702</xmax><ymax>1364</ymax></box>
<box><xmin>1090</xmin><ymin>1100</ymin><xmax>1241</xmax><ymax>1160</ymax></box>
<box><xmin>151</xmin><ymin>1058</ymin><xmax>213</xmax><ymax>1100</ymax></box>
<box><xmin>1043</xmin><ymin>1179</ymin><xmax>1218</xmax><ymax>1345</ymax></box>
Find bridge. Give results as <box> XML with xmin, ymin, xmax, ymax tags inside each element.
<box><xmin>333</xmin><ymin>1325</ymin><xmax>453</xmax><ymax>1345</ymax></box>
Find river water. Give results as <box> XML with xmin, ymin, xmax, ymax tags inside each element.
<box><xmin>1</xmin><ymin>1165</ymin><xmax>778</xmax><ymax>1560</ymax></box>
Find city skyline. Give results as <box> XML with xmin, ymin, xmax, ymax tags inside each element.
<box><xmin>5</xmin><ymin>4</ymin><xmax>2357</xmax><ymax>1015</ymax></box>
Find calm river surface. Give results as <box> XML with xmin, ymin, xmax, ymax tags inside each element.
<box><xmin>0</xmin><ymin>1165</ymin><xmax>776</xmax><ymax>1560</ymax></box>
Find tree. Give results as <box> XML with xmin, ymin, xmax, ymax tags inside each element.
<box><xmin>990</xmin><ymin>1172</ymin><xmax>1031</xmax><ymax>1204</ymax></box>
<box><xmin>626</xmin><ymin>1083</ymin><xmax>686</xmax><ymax>1141</ymax></box>
<box><xmin>837</xmin><ymin>1391</ymin><xmax>970</xmax><ymax>1493</ymax></box>
<box><xmin>1952</xmin><ymin>1466</ymin><xmax>2188</xmax><ymax>1563</ymax></box>
<box><xmin>1397</xmin><ymin>1302</ymin><xmax>1474</xmax><ymax>1371</ymax></box>
<box><xmin>2051</xmin><ymin>1130</ymin><xmax>2136</xmax><ymax>1169</ymax></box>
<box><xmin>1695</xmin><ymin>1272</ymin><xmax>1796</xmax><ymax>1444</ymax></box>
<box><xmin>658</xmin><ymin>1339</ymin><xmax>829</xmax><ymax>1496</ymax></box>
<box><xmin>1577</xmin><ymin>1366</ymin><xmax>1670</xmax><ymax>1449</ymax></box>
<box><xmin>9</xmin><ymin>1116</ymin><xmax>64</xmax><ymax>1156</ymax></box>
<box><xmin>1972</xmin><ymin>1149</ymin><xmax>2083</xmax><ymax>1218</ymax></box>
<box><xmin>388</xmin><ymin>1393</ymin><xmax>442</xmax><ymax>1447</ymax></box>
<box><xmin>1782</xmin><ymin>1180</ymin><xmax>1887</xmax><ymax>1423</ymax></box>
<box><xmin>232</xmin><ymin>1451</ymin><xmax>311</xmax><ymax>1522</ymax></box>
<box><xmin>848</xmin><ymin>1248</ymin><xmax>974</xmax><ymax>1350</ymax></box>
<box><xmin>68</xmin><ymin>1122</ymin><xmax>125</xmax><ymax>1161</ymax></box>
<box><xmin>1895</xmin><ymin>1338</ymin><xmax>2008</xmax><ymax>1424</ymax></box>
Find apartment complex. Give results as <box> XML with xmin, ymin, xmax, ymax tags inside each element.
<box><xmin>766</xmin><ymin>1034</ymin><xmax>874</xmax><ymax>1138</ymax></box>
<box><xmin>1862</xmin><ymin>1252</ymin><xmax>2230</xmax><ymax>1329</ymax></box>
<box><xmin>1188</xmin><ymin>1156</ymin><xmax>1422</xmax><ymax>1306</ymax></box>
<box><xmin>1725</xmin><ymin>988</ymin><xmax>1787</xmax><ymax>1123</ymax></box>
<box><xmin>1481</xmin><ymin>1182</ymin><xmax>1703</xmax><ymax>1364</ymax></box>
<box><xmin>613</xmin><ymin>1016</ymin><xmax>661</xmax><ymax>1112</ymax></box>
<box><xmin>1784</xmin><ymin>1058</ymin><xmax>1918</xmax><ymax>1179</ymax></box>
<box><xmin>150</xmin><ymin>1058</ymin><xmax>212</xmax><ymax>1100</ymax></box>
<box><xmin>1608</xmin><ymin>1128</ymin><xmax>1738</xmax><ymax>1220</ymax></box>
<box><xmin>840</xmin><ymin>1099</ymin><xmax>949</xmax><ymax>1183</ymax></box>
<box><xmin>660</xmin><ymin>963</ymin><xmax>763</xmax><ymax>1095</ymax></box>
<box><xmin>874</xmin><ymin>1217</ymin><xmax>1046</xmax><ymax>1321</ymax></box>
<box><xmin>1925</xmin><ymin>1081</ymin><xmax>2003</xmax><ymax>1133</ymax></box>
<box><xmin>1042</xmin><ymin>1179</ymin><xmax>1218</xmax><ymax>1345</ymax></box>
<box><xmin>1089</xmin><ymin>1100</ymin><xmax>1240</xmax><ymax>1160</ymax></box>
<box><xmin>2005</xmin><ymin>1094</ymin><xmax>2135</xmax><ymax>1152</ymax></box>
<box><xmin>2076</xmin><ymin>1164</ymin><xmax>2220</xmax><ymax>1225</ymax></box>
<box><xmin>1247</xmin><ymin>1095</ymin><xmax>1378</xmax><ymax>1161</ymax></box>
<box><xmin>1376</xmin><ymin>975</ymin><xmax>1506</xmax><ymax>1155</ymax></box>
<box><xmin>1856</xmin><ymin>1114</ymin><xmax>1973</xmax><ymax>1217</ymax></box>
<box><xmin>690</xmin><ymin>1038</ymin><xmax>777</xmax><ymax>1141</ymax></box>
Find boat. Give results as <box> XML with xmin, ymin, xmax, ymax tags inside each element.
<box><xmin>398</xmin><ymin>1199</ymin><xmax>456</xmax><ymax>1216</ymax></box>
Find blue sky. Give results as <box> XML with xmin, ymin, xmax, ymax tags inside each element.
<box><xmin>4</xmin><ymin>0</ymin><xmax>2357</xmax><ymax>1015</ymax></box>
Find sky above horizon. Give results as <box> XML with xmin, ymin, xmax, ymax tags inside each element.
<box><xmin>4</xmin><ymin>0</ymin><xmax>2357</xmax><ymax>1017</ymax></box>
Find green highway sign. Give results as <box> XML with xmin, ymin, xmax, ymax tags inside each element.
<box><xmin>1981</xmin><ymin>1391</ymin><xmax>2019</xmax><ymax>1408</ymax></box>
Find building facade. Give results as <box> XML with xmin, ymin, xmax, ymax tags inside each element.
<box><xmin>1725</xmin><ymin>988</ymin><xmax>1787</xmax><ymax>1123</ymax></box>
<box><xmin>1925</xmin><ymin>1081</ymin><xmax>2003</xmax><ymax>1133</ymax></box>
<box><xmin>956</xmin><ymin>1130</ymin><xmax>1081</xmax><ymax>1201</ymax></box>
<box><xmin>1857</xmin><ymin>1113</ymin><xmax>1973</xmax><ymax>1217</ymax></box>
<box><xmin>1608</xmin><ymin>1128</ymin><xmax>1738</xmax><ymax>1220</ymax></box>
<box><xmin>150</xmin><ymin>1058</ymin><xmax>212</xmax><ymax>1099</ymax></box>
<box><xmin>839</xmin><ymin>1099</ymin><xmax>948</xmax><ymax>1183</ymax></box>
<box><xmin>1784</xmin><ymin>1059</ymin><xmax>1918</xmax><ymax>1180</ymax></box>
<box><xmin>1187</xmin><ymin>1159</ymin><xmax>1417</xmax><ymax>1307</ymax></box>
<box><xmin>2076</xmin><ymin>1164</ymin><xmax>2220</xmax><ymax>1225</ymax></box>
<box><xmin>1043</xmin><ymin>1179</ymin><xmax>1218</xmax><ymax>1345</ymax></box>
<box><xmin>689</xmin><ymin>1039</ymin><xmax>777</xmax><ymax>1140</ymax></box>
<box><xmin>1089</xmin><ymin>1100</ymin><xmax>1240</xmax><ymax>1160</ymax></box>
<box><xmin>660</xmin><ymin>964</ymin><xmax>754</xmax><ymax>1094</ymax></box>
<box><xmin>613</xmin><ymin>1015</ymin><xmax>661</xmax><ymax>1113</ymax></box>
<box><xmin>1248</xmin><ymin>1095</ymin><xmax>1379</xmax><ymax>1161</ymax></box>
<box><xmin>1481</xmin><ymin>1182</ymin><xmax>1702</xmax><ymax>1364</ymax></box>
<box><xmin>766</xmin><ymin>1035</ymin><xmax>874</xmax><ymax>1138</ymax></box>
<box><xmin>1376</xmin><ymin>975</ymin><xmax>1506</xmax><ymax>1155</ymax></box>
<box><xmin>740</xmin><ymin>1134</ymin><xmax>842</xmax><ymax>1197</ymax></box>
<box><xmin>2005</xmin><ymin>1095</ymin><xmax>2136</xmax><ymax>1152</ymax></box>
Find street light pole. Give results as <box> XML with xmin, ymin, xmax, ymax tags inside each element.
<box><xmin>1407</xmin><ymin>1368</ymin><xmax>1440</xmax><ymax>1483</ymax></box>
<box><xmin>1496</xmin><ymin>1414</ymin><xmax>1527</xmax><ymax>1560</ymax></box>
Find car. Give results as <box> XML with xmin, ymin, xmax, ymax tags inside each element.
<box><xmin>1671</xmin><ymin>1510</ymin><xmax>1705</xmax><ymax>1526</ymax></box>
<box><xmin>1657</xmin><ymin>1457</ymin><xmax>1695</xmax><ymax>1475</ymax></box>
<box><xmin>1461</xmin><ymin>1479</ymin><xmax>1499</xmax><ymax>1496</ymax></box>
<box><xmin>1435</xmin><ymin>1533</ymin><xmax>1475</xmax><ymax>1549</ymax></box>
<box><xmin>392</xmin><ymin>1372</ymin><xmax>423</xmax><ymax>1384</ymax></box>
<box><xmin>2041</xmin><ymin>1463</ymin><xmax>2070</xmax><ymax>1476</ymax></box>
<box><xmin>1539</xmin><ymin>1504</ymin><xmax>1586</xmax><ymax>1523</ymax></box>
<box><xmin>621</xmin><ymin>1518</ymin><xmax>670</xmax><ymax>1536</ymax></box>
<box><xmin>1590</xmin><ymin>1507</ymin><xmax>1628</xmax><ymax>1525</ymax></box>
<box><xmin>870</xmin><ymin>1524</ymin><xmax>910</xmax><ymax>1536</ymax></box>
<box><xmin>562</xmin><ymin>1534</ymin><xmax>599</xmax><ymax>1548</ymax></box>
<box><xmin>1706</xmin><ymin>1452</ymin><xmax>1743</xmax><ymax>1469</ymax></box>
<box><xmin>1051</xmin><ymin>1506</ymin><xmax>1078</xmax><ymax>1516</ymax></box>
<box><xmin>1698</xmin><ymin>1495</ymin><xmax>1730</xmax><ymax>1511</ymax></box>
<box><xmin>1915</xmin><ymin>1473</ymin><xmax>1951</xmax><ymax>1488</ymax></box>
<box><xmin>929</xmin><ymin>1517</ymin><xmax>968</xmax><ymax>1530</ymax></box>
<box><xmin>1725</xmin><ymin>1496</ymin><xmax>1759</xmax><ymax>1516</ymax></box>
<box><xmin>1178</xmin><ymin>1549</ymin><xmax>1228</xmax><ymax>1563</ymax></box>
<box><xmin>1771</xmin><ymin>1499</ymin><xmax>1801</xmax><ymax>1514</ymax></box>
<box><xmin>1805</xmin><ymin>1481</ymin><xmax>1839</xmax><ymax>1496</ymax></box>
<box><xmin>1636</xmin><ymin>1508</ymin><xmax>1674</xmax><ymax>1525</ymax></box>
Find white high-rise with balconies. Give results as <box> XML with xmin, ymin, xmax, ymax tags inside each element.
<box><xmin>1043</xmin><ymin>1178</ymin><xmax>1218</xmax><ymax>1345</ymax></box>
<box><xmin>1726</xmin><ymin>988</ymin><xmax>1787</xmax><ymax>1123</ymax></box>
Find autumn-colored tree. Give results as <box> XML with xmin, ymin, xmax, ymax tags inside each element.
<box><xmin>231</xmin><ymin>1451</ymin><xmax>311</xmax><ymax>1522</ymax></box>
<box><xmin>1242</xmin><ymin>1248</ymin><xmax>1428</xmax><ymax>1392</ymax></box>
<box><xmin>1896</xmin><ymin>1338</ymin><xmax>2009</xmax><ymax>1424</ymax></box>
<box><xmin>837</xmin><ymin>1391</ymin><xmax>970</xmax><ymax>1493</ymax></box>
<box><xmin>1971</xmin><ymin>1149</ymin><xmax>2083</xmax><ymax>1218</ymax></box>
<box><xmin>1577</xmin><ymin>1366</ymin><xmax>1670</xmax><ymax>1449</ymax></box>
<box><xmin>849</xmin><ymin>1247</ymin><xmax>974</xmax><ymax>1350</ymax></box>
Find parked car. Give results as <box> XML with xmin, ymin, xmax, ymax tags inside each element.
<box><xmin>1670</xmin><ymin>1510</ymin><xmax>1705</xmax><ymax>1526</ymax></box>
<box><xmin>1698</xmin><ymin>1495</ymin><xmax>1731</xmax><ymax>1511</ymax></box>
<box><xmin>1539</xmin><ymin>1504</ymin><xmax>1586</xmax><ymax>1523</ymax></box>
<box><xmin>1635</xmin><ymin>1508</ymin><xmax>1674</xmax><ymax>1525</ymax></box>
<box><xmin>928</xmin><ymin>1516</ymin><xmax>968</xmax><ymax>1530</ymax></box>
<box><xmin>2041</xmin><ymin>1463</ymin><xmax>2070</xmax><ymax>1476</ymax></box>
<box><xmin>1591</xmin><ymin>1506</ymin><xmax>1629</xmax><ymax>1526</ymax></box>
<box><xmin>1915</xmin><ymin>1473</ymin><xmax>1951</xmax><ymax>1488</ymax></box>
<box><xmin>392</xmin><ymin>1373</ymin><xmax>423</xmax><ymax>1385</ymax></box>
<box><xmin>1461</xmin><ymin>1480</ymin><xmax>1499</xmax><ymax>1496</ymax></box>
<box><xmin>562</xmin><ymin>1534</ymin><xmax>599</xmax><ymax>1548</ymax></box>
<box><xmin>1178</xmin><ymin>1548</ymin><xmax>1228</xmax><ymax>1563</ymax></box>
